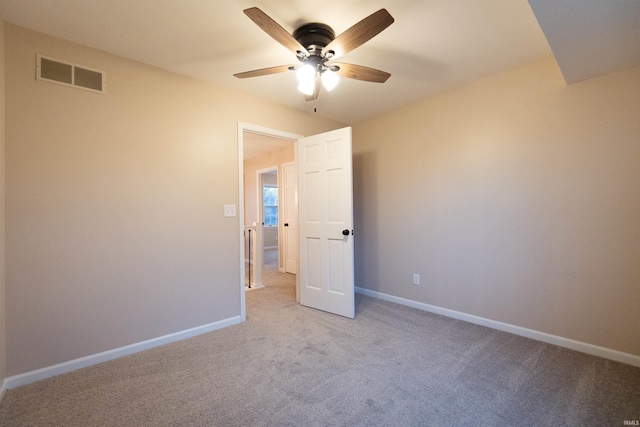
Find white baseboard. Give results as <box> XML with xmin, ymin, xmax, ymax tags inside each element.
<box><xmin>0</xmin><ymin>378</ymin><xmax>8</xmax><ymax>403</ymax></box>
<box><xmin>355</xmin><ymin>287</ymin><xmax>640</xmax><ymax>368</ymax></box>
<box><xmin>4</xmin><ymin>315</ymin><xmax>243</xmax><ymax>391</ymax></box>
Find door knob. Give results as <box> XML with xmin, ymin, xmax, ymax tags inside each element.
<box><xmin>342</xmin><ymin>229</ymin><xmax>350</xmax><ymax>236</ymax></box>
<box><xmin>284</xmin><ymin>223</ymin><xmax>289</xmax><ymax>227</ymax></box>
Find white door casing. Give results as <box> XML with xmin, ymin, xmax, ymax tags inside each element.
<box><xmin>297</xmin><ymin>127</ymin><xmax>355</xmax><ymax>318</ymax></box>
<box><xmin>283</xmin><ymin>162</ymin><xmax>298</xmax><ymax>275</ymax></box>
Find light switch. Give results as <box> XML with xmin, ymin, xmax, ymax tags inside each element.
<box><xmin>224</xmin><ymin>204</ymin><xmax>236</xmax><ymax>218</ymax></box>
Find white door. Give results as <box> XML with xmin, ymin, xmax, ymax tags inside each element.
<box><xmin>283</xmin><ymin>162</ymin><xmax>298</xmax><ymax>274</ymax></box>
<box><xmin>298</xmin><ymin>127</ymin><xmax>354</xmax><ymax>318</ymax></box>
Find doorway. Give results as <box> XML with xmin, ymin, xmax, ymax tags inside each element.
<box><xmin>237</xmin><ymin>123</ymin><xmax>301</xmax><ymax>321</ymax></box>
<box><xmin>259</xmin><ymin>168</ymin><xmax>279</xmax><ymax>270</ymax></box>
<box><xmin>239</xmin><ymin>124</ymin><xmax>355</xmax><ymax>320</ymax></box>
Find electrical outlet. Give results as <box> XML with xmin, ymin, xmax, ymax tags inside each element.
<box><xmin>413</xmin><ymin>274</ymin><xmax>420</xmax><ymax>285</ymax></box>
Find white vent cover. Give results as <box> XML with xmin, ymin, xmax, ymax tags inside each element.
<box><xmin>36</xmin><ymin>54</ymin><xmax>106</xmax><ymax>94</ymax></box>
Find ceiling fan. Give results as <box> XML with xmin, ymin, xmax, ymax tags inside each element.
<box><xmin>234</xmin><ymin>7</ymin><xmax>394</xmax><ymax>101</ymax></box>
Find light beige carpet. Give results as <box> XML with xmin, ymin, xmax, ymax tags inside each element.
<box><xmin>0</xmin><ymin>266</ymin><xmax>639</xmax><ymax>426</ymax></box>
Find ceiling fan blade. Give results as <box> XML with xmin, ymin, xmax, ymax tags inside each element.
<box><xmin>244</xmin><ymin>7</ymin><xmax>309</xmax><ymax>57</ymax></box>
<box><xmin>333</xmin><ymin>63</ymin><xmax>391</xmax><ymax>83</ymax></box>
<box><xmin>304</xmin><ymin>76</ymin><xmax>321</xmax><ymax>102</ymax></box>
<box><xmin>234</xmin><ymin>65</ymin><xmax>293</xmax><ymax>79</ymax></box>
<box><xmin>321</xmin><ymin>9</ymin><xmax>394</xmax><ymax>60</ymax></box>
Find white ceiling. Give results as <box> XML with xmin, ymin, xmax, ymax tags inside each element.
<box><xmin>0</xmin><ymin>0</ymin><xmax>638</xmax><ymax>126</ymax></box>
<box><xmin>529</xmin><ymin>0</ymin><xmax>640</xmax><ymax>84</ymax></box>
<box><xmin>0</xmin><ymin>0</ymin><xmax>552</xmax><ymax>125</ymax></box>
<box><xmin>243</xmin><ymin>132</ymin><xmax>294</xmax><ymax>160</ymax></box>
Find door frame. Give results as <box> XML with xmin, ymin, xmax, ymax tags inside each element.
<box><xmin>237</xmin><ymin>122</ymin><xmax>301</xmax><ymax>321</ymax></box>
<box><xmin>281</xmin><ymin>161</ymin><xmax>297</xmax><ymax>275</ymax></box>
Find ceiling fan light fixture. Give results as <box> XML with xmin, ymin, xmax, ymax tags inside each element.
<box><xmin>321</xmin><ymin>70</ymin><xmax>339</xmax><ymax>91</ymax></box>
<box><xmin>296</xmin><ymin>63</ymin><xmax>316</xmax><ymax>83</ymax></box>
<box><xmin>236</xmin><ymin>8</ymin><xmax>394</xmax><ymax>102</ymax></box>
<box><xmin>297</xmin><ymin>63</ymin><xmax>317</xmax><ymax>95</ymax></box>
<box><xmin>298</xmin><ymin>79</ymin><xmax>315</xmax><ymax>96</ymax></box>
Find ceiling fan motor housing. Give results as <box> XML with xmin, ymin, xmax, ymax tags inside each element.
<box><xmin>293</xmin><ymin>23</ymin><xmax>335</xmax><ymax>57</ymax></box>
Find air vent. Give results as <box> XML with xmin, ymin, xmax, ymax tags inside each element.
<box><xmin>36</xmin><ymin>54</ymin><xmax>106</xmax><ymax>94</ymax></box>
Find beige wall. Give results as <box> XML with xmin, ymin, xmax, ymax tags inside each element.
<box><xmin>353</xmin><ymin>56</ymin><xmax>640</xmax><ymax>357</ymax></box>
<box><xmin>4</xmin><ymin>24</ymin><xmax>343</xmax><ymax>376</ymax></box>
<box><xmin>243</xmin><ymin>144</ymin><xmax>295</xmax><ymax>269</ymax></box>
<box><xmin>263</xmin><ymin>227</ymin><xmax>278</xmax><ymax>248</ymax></box>
<box><xmin>0</xmin><ymin>17</ymin><xmax>7</xmax><ymax>386</ymax></box>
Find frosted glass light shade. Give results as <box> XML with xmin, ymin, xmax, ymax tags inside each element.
<box><xmin>296</xmin><ymin>64</ymin><xmax>316</xmax><ymax>95</ymax></box>
<box><xmin>321</xmin><ymin>70</ymin><xmax>339</xmax><ymax>91</ymax></box>
<box><xmin>298</xmin><ymin>79</ymin><xmax>315</xmax><ymax>95</ymax></box>
<box><xmin>296</xmin><ymin>64</ymin><xmax>315</xmax><ymax>82</ymax></box>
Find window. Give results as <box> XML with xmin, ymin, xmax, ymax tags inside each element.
<box><xmin>263</xmin><ymin>186</ymin><xmax>278</xmax><ymax>226</ymax></box>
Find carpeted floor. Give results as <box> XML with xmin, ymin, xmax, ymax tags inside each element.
<box><xmin>0</xmin><ymin>262</ymin><xmax>639</xmax><ymax>426</ymax></box>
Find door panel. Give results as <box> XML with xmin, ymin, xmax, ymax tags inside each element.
<box><xmin>306</xmin><ymin>237</ymin><xmax>322</xmax><ymax>290</ymax></box>
<box><xmin>328</xmin><ymin>238</ymin><xmax>346</xmax><ymax>294</ymax></box>
<box><xmin>298</xmin><ymin>127</ymin><xmax>354</xmax><ymax>318</ymax></box>
<box><xmin>305</xmin><ymin>171</ymin><xmax>321</xmax><ymax>221</ymax></box>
